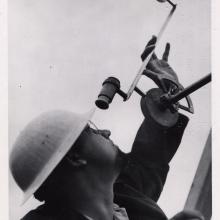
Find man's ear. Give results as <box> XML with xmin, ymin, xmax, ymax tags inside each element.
<box><xmin>66</xmin><ymin>152</ymin><xmax>87</xmax><ymax>168</ymax></box>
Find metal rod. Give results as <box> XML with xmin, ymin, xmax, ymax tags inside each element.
<box><xmin>166</xmin><ymin>0</ymin><xmax>176</xmax><ymax>7</ymax></box>
<box><xmin>117</xmin><ymin>89</ymin><xmax>127</xmax><ymax>100</ymax></box>
<box><xmin>170</xmin><ymin>73</ymin><xmax>211</xmax><ymax>104</ymax></box>
<box><xmin>125</xmin><ymin>3</ymin><xmax>177</xmax><ymax>100</ymax></box>
<box><xmin>157</xmin><ymin>3</ymin><xmax>176</xmax><ymax>40</ymax></box>
<box><xmin>134</xmin><ymin>87</ymin><xmax>145</xmax><ymax>97</ymax></box>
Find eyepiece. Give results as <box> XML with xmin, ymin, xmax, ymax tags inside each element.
<box><xmin>95</xmin><ymin>95</ymin><xmax>111</xmax><ymax>110</ymax></box>
<box><xmin>95</xmin><ymin>77</ymin><xmax>120</xmax><ymax>109</ymax></box>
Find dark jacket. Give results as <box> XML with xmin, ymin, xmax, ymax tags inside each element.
<box><xmin>114</xmin><ymin>113</ymin><xmax>189</xmax><ymax>220</ymax></box>
<box><xmin>22</xmin><ymin>113</ymin><xmax>188</xmax><ymax>220</ymax></box>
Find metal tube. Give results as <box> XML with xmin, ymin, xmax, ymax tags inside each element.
<box><xmin>166</xmin><ymin>0</ymin><xmax>176</xmax><ymax>7</ymax></box>
<box><xmin>170</xmin><ymin>73</ymin><xmax>211</xmax><ymax>104</ymax></box>
<box><xmin>125</xmin><ymin>3</ymin><xmax>177</xmax><ymax>100</ymax></box>
<box><xmin>134</xmin><ymin>87</ymin><xmax>145</xmax><ymax>97</ymax></box>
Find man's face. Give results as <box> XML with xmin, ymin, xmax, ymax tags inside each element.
<box><xmin>75</xmin><ymin>122</ymin><xmax>126</xmax><ymax>170</ymax></box>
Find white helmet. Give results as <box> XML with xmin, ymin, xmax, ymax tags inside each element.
<box><xmin>10</xmin><ymin>109</ymin><xmax>95</xmax><ymax>204</ymax></box>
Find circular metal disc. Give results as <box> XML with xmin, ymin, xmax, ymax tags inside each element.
<box><xmin>141</xmin><ymin>88</ymin><xmax>179</xmax><ymax>128</ymax></box>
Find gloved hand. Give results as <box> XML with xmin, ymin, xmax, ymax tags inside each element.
<box><xmin>169</xmin><ymin>210</ymin><xmax>205</xmax><ymax>220</ymax></box>
<box><xmin>141</xmin><ymin>36</ymin><xmax>180</xmax><ymax>94</ymax></box>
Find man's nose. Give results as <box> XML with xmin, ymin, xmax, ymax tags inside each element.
<box><xmin>100</xmin><ymin>130</ymin><xmax>111</xmax><ymax>139</ymax></box>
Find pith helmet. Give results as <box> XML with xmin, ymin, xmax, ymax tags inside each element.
<box><xmin>10</xmin><ymin>109</ymin><xmax>95</xmax><ymax>204</ymax></box>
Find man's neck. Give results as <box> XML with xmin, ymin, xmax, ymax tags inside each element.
<box><xmin>56</xmin><ymin>169</ymin><xmax>117</xmax><ymax>220</ymax></box>
<box><xmin>77</xmin><ymin>182</ymin><xmax>115</xmax><ymax>220</ymax></box>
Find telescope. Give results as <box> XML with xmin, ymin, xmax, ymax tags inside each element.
<box><xmin>95</xmin><ymin>0</ymin><xmax>211</xmax><ymax>127</ymax></box>
<box><xmin>95</xmin><ymin>71</ymin><xmax>211</xmax><ymax>127</ymax></box>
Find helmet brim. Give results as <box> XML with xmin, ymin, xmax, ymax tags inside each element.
<box><xmin>21</xmin><ymin>108</ymin><xmax>95</xmax><ymax>205</ymax></box>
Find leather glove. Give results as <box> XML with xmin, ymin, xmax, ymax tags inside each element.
<box><xmin>141</xmin><ymin>36</ymin><xmax>180</xmax><ymax>94</ymax></box>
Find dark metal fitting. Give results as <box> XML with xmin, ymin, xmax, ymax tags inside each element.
<box><xmin>160</xmin><ymin>93</ymin><xmax>171</xmax><ymax>108</ymax></box>
<box><xmin>95</xmin><ymin>76</ymin><xmax>127</xmax><ymax>109</ymax></box>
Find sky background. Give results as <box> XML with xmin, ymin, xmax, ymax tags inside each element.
<box><xmin>8</xmin><ymin>0</ymin><xmax>211</xmax><ymax>219</ymax></box>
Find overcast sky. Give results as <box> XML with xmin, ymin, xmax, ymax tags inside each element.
<box><xmin>8</xmin><ymin>0</ymin><xmax>211</xmax><ymax>219</ymax></box>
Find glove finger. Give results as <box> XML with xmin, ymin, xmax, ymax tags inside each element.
<box><xmin>162</xmin><ymin>43</ymin><xmax>170</xmax><ymax>62</ymax></box>
<box><xmin>141</xmin><ymin>36</ymin><xmax>157</xmax><ymax>61</ymax></box>
<box><xmin>146</xmin><ymin>35</ymin><xmax>157</xmax><ymax>47</ymax></box>
<box><xmin>141</xmin><ymin>45</ymin><xmax>155</xmax><ymax>61</ymax></box>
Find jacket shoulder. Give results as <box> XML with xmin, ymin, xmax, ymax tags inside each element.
<box><xmin>21</xmin><ymin>212</ymin><xmax>48</xmax><ymax>220</ymax></box>
<box><xmin>21</xmin><ymin>207</ymin><xmax>51</xmax><ymax>220</ymax></box>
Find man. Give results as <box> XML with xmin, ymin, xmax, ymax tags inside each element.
<box><xmin>10</xmin><ymin>37</ymin><xmax>204</xmax><ymax>220</ymax></box>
